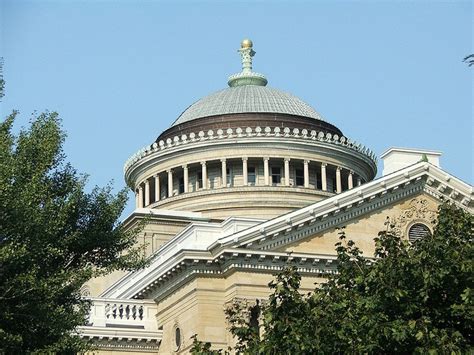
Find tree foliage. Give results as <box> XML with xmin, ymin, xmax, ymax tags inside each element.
<box><xmin>463</xmin><ymin>54</ymin><xmax>474</xmax><ymax>67</ymax></box>
<box><xmin>192</xmin><ymin>203</ymin><xmax>473</xmax><ymax>354</ymax></box>
<box><xmin>0</xmin><ymin>57</ymin><xmax>4</xmax><ymax>100</ymax></box>
<box><xmin>0</xmin><ymin>112</ymin><xmax>146</xmax><ymax>353</ymax></box>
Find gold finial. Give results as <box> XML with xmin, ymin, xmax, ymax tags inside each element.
<box><xmin>241</xmin><ymin>38</ymin><xmax>253</xmax><ymax>48</ymax></box>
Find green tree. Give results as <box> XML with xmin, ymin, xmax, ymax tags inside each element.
<box><xmin>463</xmin><ymin>54</ymin><xmax>474</xmax><ymax>67</ymax></box>
<box><xmin>0</xmin><ymin>111</ymin><xmax>146</xmax><ymax>352</ymax></box>
<box><xmin>0</xmin><ymin>57</ymin><xmax>4</xmax><ymax>100</ymax></box>
<box><xmin>192</xmin><ymin>203</ymin><xmax>473</xmax><ymax>354</ymax></box>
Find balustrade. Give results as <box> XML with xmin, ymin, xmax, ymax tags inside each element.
<box><xmin>86</xmin><ymin>297</ymin><xmax>158</xmax><ymax>331</ymax></box>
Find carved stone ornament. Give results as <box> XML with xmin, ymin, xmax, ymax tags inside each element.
<box><xmin>389</xmin><ymin>198</ymin><xmax>437</xmax><ymax>237</ymax></box>
<box><xmin>79</xmin><ymin>285</ymin><xmax>91</xmax><ymax>297</ymax></box>
<box><xmin>225</xmin><ymin>297</ymin><xmax>268</xmax><ymax>328</ymax></box>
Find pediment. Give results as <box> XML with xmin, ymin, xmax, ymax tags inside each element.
<box><xmin>276</xmin><ymin>193</ymin><xmax>440</xmax><ymax>257</ymax></box>
<box><xmin>101</xmin><ymin>162</ymin><xmax>472</xmax><ymax>300</ymax></box>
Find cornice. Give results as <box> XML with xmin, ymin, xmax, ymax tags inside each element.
<box><xmin>141</xmin><ymin>249</ymin><xmax>339</xmax><ymax>301</ymax></box>
<box><xmin>212</xmin><ymin>162</ymin><xmax>472</xmax><ymax>250</ymax></box>
<box><xmin>102</xmin><ymin>162</ymin><xmax>472</xmax><ymax>301</ymax></box>
<box><xmin>149</xmin><ymin>185</ymin><xmax>335</xmax><ymax>209</ymax></box>
<box><xmin>78</xmin><ymin>326</ymin><xmax>162</xmax><ymax>351</ymax></box>
<box><xmin>124</xmin><ymin>126</ymin><xmax>377</xmax><ymax>187</ymax></box>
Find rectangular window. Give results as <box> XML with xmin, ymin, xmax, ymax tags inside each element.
<box><xmin>295</xmin><ymin>169</ymin><xmax>304</xmax><ymax>186</ymax></box>
<box><xmin>316</xmin><ymin>172</ymin><xmax>322</xmax><ymax>190</ymax></box>
<box><xmin>226</xmin><ymin>167</ymin><xmax>232</xmax><ymax>185</ymax></box>
<box><xmin>178</xmin><ymin>177</ymin><xmax>185</xmax><ymax>193</ymax></box>
<box><xmin>197</xmin><ymin>171</ymin><xmax>202</xmax><ymax>189</ymax></box>
<box><xmin>271</xmin><ymin>167</ymin><xmax>281</xmax><ymax>184</ymax></box>
<box><xmin>248</xmin><ymin>166</ymin><xmax>256</xmax><ymax>185</ymax></box>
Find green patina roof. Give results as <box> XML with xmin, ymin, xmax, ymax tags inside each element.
<box><xmin>172</xmin><ymin>85</ymin><xmax>325</xmax><ymax>127</ymax></box>
<box><xmin>172</xmin><ymin>39</ymin><xmax>325</xmax><ymax>127</ymax></box>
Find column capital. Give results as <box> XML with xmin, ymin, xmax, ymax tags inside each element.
<box><xmin>242</xmin><ymin>156</ymin><xmax>248</xmax><ymax>161</ymax></box>
<box><xmin>182</xmin><ymin>164</ymin><xmax>188</xmax><ymax>169</ymax></box>
<box><xmin>200</xmin><ymin>161</ymin><xmax>206</xmax><ymax>166</ymax></box>
<box><xmin>153</xmin><ymin>173</ymin><xmax>159</xmax><ymax>178</ymax></box>
<box><xmin>263</xmin><ymin>156</ymin><xmax>269</xmax><ymax>161</ymax></box>
<box><xmin>138</xmin><ymin>186</ymin><xmax>143</xmax><ymax>191</ymax></box>
<box><xmin>284</xmin><ymin>158</ymin><xmax>291</xmax><ymax>163</ymax></box>
<box><xmin>336</xmin><ymin>166</ymin><xmax>342</xmax><ymax>171</ymax></box>
<box><xmin>321</xmin><ymin>162</ymin><xmax>327</xmax><ymax>167</ymax></box>
<box><xmin>166</xmin><ymin>169</ymin><xmax>173</xmax><ymax>173</ymax></box>
<box><xmin>144</xmin><ymin>179</ymin><xmax>150</xmax><ymax>185</ymax></box>
<box><xmin>220</xmin><ymin>158</ymin><xmax>227</xmax><ymax>163</ymax></box>
<box><xmin>304</xmin><ymin>159</ymin><xmax>310</xmax><ymax>165</ymax></box>
<box><xmin>349</xmin><ymin>170</ymin><xmax>354</xmax><ymax>175</ymax></box>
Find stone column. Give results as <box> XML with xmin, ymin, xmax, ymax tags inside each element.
<box><xmin>242</xmin><ymin>157</ymin><xmax>248</xmax><ymax>186</ymax></box>
<box><xmin>303</xmin><ymin>160</ymin><xmax>310</xmax><ymax>188</ymax></box>
<box><xmin>167</xmin><ymin>169</ymin><xmax>173</xmax><ymax>197</ymax></box>
<box><xmin>221</xmin><ymin>159</ymin><xmax>227</xmax><ymax>188</ymax></box>
<box><xmin>183</xmin><ymin>165</ymin><xmax>189</xmax><ymax>193</ymax></box>
<box><xmin>201</xmin><ymin>161</ymin><xmax>207</xmax><ymax>189</ymax></box>
<box><xmin>135</xmin><ymin>190</ymin><xmax>139</xmax><ymax>208</ymax></box>
<box><xmin>154</xmin><ymin>174</ymin><xmax>160</xmax><ymax>202</ymax></box>
<box><xmin>144</xmin><ymin>179</ymin><xmax>150</xmax><ymax>206</ymax></box>
<box><xmin>284</xmin><ymin>158</ymin><xmax>290</xmax><ymax>186</ymax></box>
<box><xmin>336</xmin><ymin>166</ymin><xmax>342</xmax><ymax>194</ymax></box>
<box><xmin>321</xmin><ymin>163</ymin><xmax>327</xmax><ymax>191</ymax></box>
<box><xmin>138</xmin><ymin>186</ymin><xmax>143</xmax><ymax>208</ymax></box>
<box><xmin>348</xmin><ymin>170</ymin><xmax>354</xmax><ymax>189</ymax></box>
<box><xmin>357</xmin><ymin>177</ymin><xmax>362</xmax><ymax>187</ymax></box>
<box><xmin>263</xmin><ymin>157</ymin><xmax>269</xmax><ymax>186</ymax></box>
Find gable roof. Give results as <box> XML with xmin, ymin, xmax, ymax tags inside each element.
<box><xmin>102</xmin><ymin>161</ymin><xmax>472</xmax><ymax>299</ymax></box>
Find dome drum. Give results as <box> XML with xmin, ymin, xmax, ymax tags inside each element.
<box><xmin>127</xmin><ymin>133</ymin><xmax>376</xmax><ymax>219</ymax></box>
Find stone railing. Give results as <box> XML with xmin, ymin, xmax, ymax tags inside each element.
<box><xmin>124</xmin><ymin>126</ymin><xmax>377</xmax><ymax>177</ymax></box>
<box><xmin>86</xmin><ymin>297</ymin><xmax>158</xmax><ymax>331</ymax></box>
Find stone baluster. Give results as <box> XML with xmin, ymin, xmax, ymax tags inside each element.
<box><xmin>321</xmin><ymin>163</ymin><xmax>327</xmax><ymax>191</ymax></box>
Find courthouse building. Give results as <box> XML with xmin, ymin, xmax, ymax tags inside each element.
<box><xmin>79</xmin><ymin>40</ymin><xmax>473</xmax><ymax>354</ymax></box>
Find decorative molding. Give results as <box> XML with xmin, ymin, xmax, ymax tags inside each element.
<box><xmin>145</xmin><ymin>251</ymin><xmax>338</xmax><ymax>302</ymax></box>
<box><xmin>389</xmin><ymin>198</ymin><xmax>437</xmax><ymax>237</ymax></box>
<box><xmin>124</xmin><ymin>126</ymin><xmax>377</xmax><ymax>186</ymax></box>
<box><xmin>78</xmin><ymin>326</ymin><xmax>162</xmax><ymax>351</ymax></box>
<box><xmin>103</xmin><ymin>162</ymin><xmax>472</xmax><ymax>302</ymax></box>
<box><xmin>257</xmin><ymin>182</ymin><xmax>425</xmax><ymax>251</ymax></box>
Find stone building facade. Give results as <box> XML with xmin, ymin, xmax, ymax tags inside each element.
<box><xmin>79</xmin><ymin>40</ymin><xmax>473</xmax><ymax>354</ymax></box>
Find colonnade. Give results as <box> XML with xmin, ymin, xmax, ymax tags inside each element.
<box><xmin>135</xmin><ymin>157</ymin><xmax>363</xmax><ymax>208</ymax></box>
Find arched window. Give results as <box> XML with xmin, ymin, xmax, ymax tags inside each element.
<box><xmin>408</xmin><ymin>223</ymin><xmax>431</xmax><ymax>243</ymax></box>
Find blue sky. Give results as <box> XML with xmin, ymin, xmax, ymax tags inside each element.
<box><xmin>1</xmin><ymin>0</ymin><xmax>472</xmax><ymax>218</ymax></box>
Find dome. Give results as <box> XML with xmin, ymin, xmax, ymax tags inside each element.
<box><xmin>124</xmin><ymin>39</ymin><xmax>377</xmax><ymax>221</ymax></box>
<box><xmin>172</xmin><ymin>85</ymin><xmax>324</xmax><ymax>127</ymax></box>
